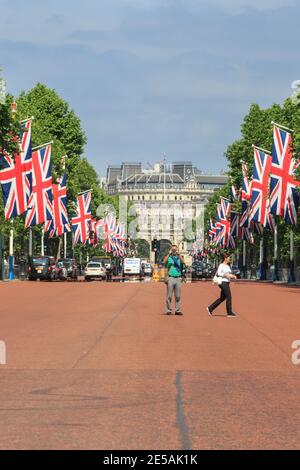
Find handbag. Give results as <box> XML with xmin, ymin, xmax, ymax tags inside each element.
<box><xmin>213</xmin><ymin>267</ymin><xmax>223</xmax><ymax>286</ymax></box>
<box><xmin>213</xmin><ymin>274</ymin><xmax>222</xmax><ymax>285</ymax></box>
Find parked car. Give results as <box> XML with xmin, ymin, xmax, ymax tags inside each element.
<box><xmin>191</xmin><ymin>261</ymin><xmax>204</xmax><ymax>279</ymax></box>
<box><xmin>55</xmin><ymin>260</ymin><xmax>68</xmax><ymax>281</ymax></box>
<box><xmin>201</xmin><ymin>262</ymin><xmax>214</xmax><ymax>279</ymax></box>
<box><xmin>84</xmin><ymin>261</ymin><xmax>106</xmax><ymax>281</ymax></box>
<box><xmin>91</xmin><ymin>256</ymin><xmax>118</xmax><ymax>275</ymax></box>
<box><xmin>28</xmin><ymin>256</ymin><xmax>57</xmax><ymax>281</ymax></box>
<box><xmin>142</xmin><ymin>262</ymin><xmax>153</xmax><ymax>276</ymax></box>
<box><xmin>231</xmin><ymin>265</ymin><xmax>241</xmax><ymax>279</ymax></box>
<box><xmin>57</xmin><ymin>258</ymin><xmax>78</xmax><ymax>279</ymax></box>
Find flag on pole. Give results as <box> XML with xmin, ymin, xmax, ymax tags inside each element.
<box><xmin>0</xmin><ymin>118</ymin><xmax>32</xmax><ymax>219</ymax></box>
<box><xmin>249</xmin><ymin>147</ymin><xmax>272</xmax><ymax>226</ymax></box>
<box><xmin>240</xmin><ymin>162</ymin><xmax>252</xmax><ymax>228</ymax></box>
<box><xmin>71</xmin><ymin>191</ymin><xmax>91</xmax><ymax>244</ymax></box>
<box><xmin>44</xmin><ymin>173</ymin><xmax>70</xmax><ymax>237</ymax></box>
<box><xmin>25</xmin><ymin>143</ymin><xmax>52</xmax><ymax>227</ymax></box>
<box><xmin>270</xmin><ymin>124</ymin><xmax>300</xmax><ymax>224</ymax></box>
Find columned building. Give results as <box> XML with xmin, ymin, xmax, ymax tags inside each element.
<box><xmin>104</xmin><ymin>161</ymin><xmax>227</xmax><ymax>262</ymax></box>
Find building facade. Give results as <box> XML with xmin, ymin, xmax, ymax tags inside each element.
<box><xmin>104</xmin><ymin>161</ymin><xmax>227</xmax><ymax>261</ymax></box>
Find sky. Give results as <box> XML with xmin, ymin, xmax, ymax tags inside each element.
<box><xmin>0</xmin><ymin>0</ymin><xmax>299</xmax><ymax>177</ymax></box>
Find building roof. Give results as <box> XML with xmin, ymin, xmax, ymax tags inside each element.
<box><xmin>195</xmin><ymin>175</ymin><xmax>227</xmax><ymax>184</ymax></box>
<box><xmin>122</xmin><ymin>173</ymin><xmax>184</xmax><ymax>185</ymax></box>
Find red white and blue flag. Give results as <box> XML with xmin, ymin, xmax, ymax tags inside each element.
<box><xmin>270</xmin><ymin>125</ymin><xmax>300</xmax><ymax>225</ymax></box>
<box><xmin>249</xmin><ymin>147</ymin><xmax>272</xmax><ymax>227</ymax></box>
<box><xmin>216</xmin><ymin>199</ymin><xmax>231</xmax><ymax>248</ymax></box>
<box><xmin>44</xmin><ymin>174</ymin><xmax>70</xmax><ymax>237</ymax></box>
<box><xmin>240</xmin><ymin>162</ymin><xmax>252</xmax><ymax>228</ymax></box>
<box><xmin>0</xmin><ymin>118</ymin><xmax>32</xmax><ymax>219</ymax></box>
<box><xmin>97</xmin><ymin>214</ymin><xmax>127</xmax><ymax>256</ymax></box>
<box><xmin>230</xmin><ymin>211</ymin><xmax>240</xmax><ymax>239</ymax></box>
<box><xmin>25</xmin><ymin>143</ymin><xmax>52</xmax><ymax>227</ymax></box>
<box><xmin>71</xmin><ymin>191</ymin><xmax>91</xmax><ymax>244</ymax></box>
<box><xmin>265</xmin><ymin>200</ymin><xmax>276</xmax><ymax>231</ymax></box>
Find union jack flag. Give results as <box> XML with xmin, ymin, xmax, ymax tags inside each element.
<box><xmin>25</xmin><ymin>143</ymin><xmax>52</xmax><ymax>227</ymax></box>
<box><xmin>113</xmin><ymin>222</ymin><xmax>127</xmax><ymax>257</ymax></box>
<box><xmin>71</xmin><ymin>191</ymin><xmax>91</xmax><ymax>244</ymax></box>
<box><xmin>241</xmin><ymin>227</ymin><xmax>254</xmax><ymax>244</ymax></box>
<box><xmin>97</xmin><ymin>214</ymin><xmax>127</xmax><ymax>256</ymax></box>
<box><xmin>265</xmin><ymin>200</ymin><xmax>276</xmax><ymax>231</ymax></box>
<box><xmin>240</xmin><ymin>162</ymin><xmax>252</xmax><ymax>228</ymax></box>
<box><xmin>208</xmin><ymin>218</ymin><xmax>217</xmax><ymax>242</ymax></box>
<box><xmin>216</xmin><ymin>200</ymin><xmax>231</xmax><ymax>248</ymax></box>
<box><xmin>250</xmin><ymin>221</ymin><xmax>264</xmax><ymax>237</ymax></box>
<box><xmin>230</xmin><ymin>211</ymin><xmax>254</xmax><ymax>243</ymax></box>
<box><xmin>0</xmin><ymin>118</ymin><xmax>32</xmax><ymax>219</ymax></box>
<box><xmin>86</xmin><ymin>218</ymin><xmax>104</xmax><ymax>245</ymax></box>
<box><xmin>249</xmin><ymin>147</ymin><xmax>272</xmax><ymax>226</ymax></box>
<box><xmin>44</xmin><ymin>174</ymin><xmax>70</xmax><ymax>237</ymax></box>
<box><xmin>230</xmin><ymin>211</ymin><xmax>240</xmax><ymax>239</ymax></box>
<box><xmin>270</xmin><ymin>125</ymin><xmax>300</xmax><ymax>224</ymax></box>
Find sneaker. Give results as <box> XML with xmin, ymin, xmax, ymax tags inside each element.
<box><xmin>227</xmin><ymin>312</ymin><xmax>237</xmax><ymax>317</ymax></box>
<box><xmin>175</xmin><ymin>312</ymin><xmax>183</xmax><ymax>315</ymax></box>
<box><xmin>166</xmin><ymin>311</ymin><xmax>172</xmax><ymax>315</ymax></box>
<box><xmin>207</xmin><ymin>307</ymin><xmax>213</xmax><ymax>316</ymax></box>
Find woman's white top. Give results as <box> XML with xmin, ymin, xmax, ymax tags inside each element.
<box><xmin>217</xmin><ymin>263</ymin><xmax>232</xmax><ymax>283</ymax></box>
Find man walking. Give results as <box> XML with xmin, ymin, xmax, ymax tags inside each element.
<box><xmin>163</xmin><ymin>245</ymin><xmax>185</xmax><ymax>315</ymax></box>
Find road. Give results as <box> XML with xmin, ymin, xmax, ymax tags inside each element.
<box><xmin>0</xmin><ymin>279</ymin><xmax>299</xmax><ymax>449</ymax></box>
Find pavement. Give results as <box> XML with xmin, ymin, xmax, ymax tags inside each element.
<box><xmin>0</xmin><ymin>280</ymin><xmax>299</xmax><ymax>449</ymax></box>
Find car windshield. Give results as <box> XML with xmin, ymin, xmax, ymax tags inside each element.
<box><xmin>32</xmin><ymin>258</ymin><xmax>49</xmax><ymax>266</ymax></box>
<box><xmin>87</xmin><ymin>263</ymin><xmax>101</xmax><ymax>268</ymax></box>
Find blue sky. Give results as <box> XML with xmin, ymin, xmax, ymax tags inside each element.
<box><xmin>0</xmin><ymin>0</ymin><xmax>299</xmax><ymax>176</ymax></box>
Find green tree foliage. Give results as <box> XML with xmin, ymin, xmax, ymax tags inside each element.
<box><xmin>205</xmin><ymin>96</ymin><xmax>300</xmax><ymax>267</ymax></box>
<box><xmin>0</xmin><ymin>82</ymin><xmax>118</xmax><ymax>261</ymax></box>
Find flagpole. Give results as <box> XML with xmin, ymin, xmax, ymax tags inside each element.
<box><xmin>273</xmin><ymin>224</ymin><xmax>279</xmax><ymax>281</ymax></box>
<box><xmin>29</xmin><ymin>228</ymin><xmax>33</xmax><ymax>256</ymax></box>
<box><xmin>32</xmin><ymin>141</ymin><xmax>53</xmax><ymax>151</ymax></box>
<box><xmin>259</xmin><ymin>237</ymin><xmax>264</xmax><ymax>280</ymax></box>
<box><xmin>288</xmin><ymin>229</ymin><xmax>295</xmax><ymax>283</ymax></box>
<box><xmin>271</xmin><ymin>121</ymin><xmax>294</xmax><ymax>133</ymax></box>
<box><xmin>8</xmin><ymin>221</ymin><xmax>14</xmax><ymax>280</ymax></box>
<box><xmin>20</xmin><ymin>116</ymin><xmax>34</xmax><ymax>123</ymax></box>
<box><xmin>77</xmin><ymin>189</ymin><xmax>93</xmax><ymax>196</ymax></box>
<box><xmin>41</xmin><ymin>231</ymin><xmax>45</xmax><ymax>256</ymax></box>
<box><xmin>64</xmin><ymin>232</ymin><xmax>67</xmax><ymax>259</ymax></box>
<box><xmin>252</xmin><ymin>144</ymin><xmax>271</xmax><ymax>155</ymax></box>
<box><xmin>242</xmin><ymin>239</ymin><xmax>246</xmax><ymax>279</ymax></box>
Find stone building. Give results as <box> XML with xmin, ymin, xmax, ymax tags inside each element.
<box><xmin>104</xmin><ymin>161</ymin><xmax>227</xmax><ymax>262</ymax></box>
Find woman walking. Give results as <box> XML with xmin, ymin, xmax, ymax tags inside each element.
<box><xmin>207</xmin><ymin>252</ymin><xmax>237</xmax><ymax>317</ymax></box>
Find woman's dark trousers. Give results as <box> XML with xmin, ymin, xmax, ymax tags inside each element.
<box><xmin>209</xmin><ymin>282</ymin><xmax>232</xmax><ymax>314</ymax></box>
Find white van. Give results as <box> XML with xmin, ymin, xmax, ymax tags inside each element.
<box><xmin>123</xmin><ymin>258</ymin><xmax>142</xmax><ymax>277</ymax></box>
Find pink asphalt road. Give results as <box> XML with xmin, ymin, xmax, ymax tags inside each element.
<box><xmin>0</xmin><ymin>280</ymin><xmax>299</xmax><ymax>449</ymax></box>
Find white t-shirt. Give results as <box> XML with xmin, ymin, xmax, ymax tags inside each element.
<box><xmin>217</xmin><ymin>263</ymin><xmax>232</xmax><ymax>283</ymax></box>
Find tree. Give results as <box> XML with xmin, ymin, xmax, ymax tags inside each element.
<box><xmin>0</xmin><ymin>82</ymin><xmax>119</xmax><ymax>262</ymax></box>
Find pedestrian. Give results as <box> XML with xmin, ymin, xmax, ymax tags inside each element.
<box><xmin>207</xmin><ymin>252</ymin><xmax>237</xmax><ymax>317</ymax></box>
<box><xmin>163</xmin><ymin>245</ymin><xmax>185</xmax><ymax>315</ymax></box>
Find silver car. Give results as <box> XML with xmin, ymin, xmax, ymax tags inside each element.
<box><xmin>84</xmin><ymin>262</ymin><xmax>106</xmax><ymax>281</ymax></box>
